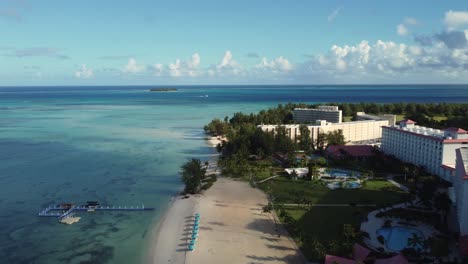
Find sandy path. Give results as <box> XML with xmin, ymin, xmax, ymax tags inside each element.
<box><xmin>186</xmin><ymin>178</ymin><xmax>305</xmax><ymax>264</ymax></box>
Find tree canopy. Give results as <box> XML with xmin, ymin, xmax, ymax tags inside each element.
<box><xmin>180</xmin><ymin>158</ymin><xmax>207</xmax><ymax>194</ymax></box>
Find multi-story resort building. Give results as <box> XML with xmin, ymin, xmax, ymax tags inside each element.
<box><xmin>381</xmin><ymin>120</ymin><xmax>468</xmax><ymax>240</ymax></box>
<box><xmin>356</xmin><ymin>112</ymin><xmax>397</xmax><ymax>126</ymax></box>
<box><xmin>380</xmin><ymin>119</ymin><xmax>468</xmax><ymax>181</ymax></box>
<box><xmin>455</xmin><ymin>148</ymin><xmax>468</xmax><ymax>237</ymax></box>
<box><xmin>293</xmin><ymin>106</ymin><xmax>342</xmax><ymax>124</ymax></box>
<box><xmin>258</xmin><ymin>119</ymin><xmax>389</xmax><ymax>146</ymax></box>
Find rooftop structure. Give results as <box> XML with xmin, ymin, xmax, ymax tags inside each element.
<box><xmin>325</xmin><ymin>243</ymin><xmax>408</xmax><ymax>264</ymax></box>
<box><xmin>356</xmin><ymin>112</ymin><xmax>396</xmax><ymax>126</ymax></box>
<box><xmin>293</xmin><ymin>106</ymin><xmax>342</xmax><ymax>123</ymax></box>
<box><xmin>326</xmin><ymin>145</ymin><xmax>375</xmax><ymax>159</ymax></box>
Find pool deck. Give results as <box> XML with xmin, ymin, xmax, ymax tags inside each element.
<box><xmin>360</xmin><ymin>202</ymin><xmax>437</xmax><ymax>252</ymax></box>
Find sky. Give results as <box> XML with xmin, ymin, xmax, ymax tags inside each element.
<box><xmin>1</xmin><ymin>0</ymin><xmax>468</xmax><ymax>85</ymax></box>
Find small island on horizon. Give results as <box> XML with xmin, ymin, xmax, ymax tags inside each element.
<box><xmin>149</xmin><ymin>88</ymin><xmax>178</xmax><ymax>92</ymax></box>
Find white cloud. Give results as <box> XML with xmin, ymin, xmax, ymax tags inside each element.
<box><xmin>299</xmin><ymin>37</ymin><xmax>468</xmax><ymax>82</ymax></box>
<box><xmin>75</xmin><ymin>64</ymin><xmax>94</xmax><ymax>79</ymax></box>
<box><xmin>123</xmin><ymin>58</ymin><xmax>145</xmax><ymax>73</ymax></box>
<box><xmin>218</xmin><ymin>50</ymin><xmax>233</xmax><ymax>68</ymax></box>
<box><xmin>153</xmin><ymin>63</ymin><xmax>163</xmax><ymax>76</ymax></box>
<box><xmin>214</xmin><ymin>51</ymin><xmax>243</xmax><ymax>76</ymax></box>
<box><xmin>167</xmin><ymin>52</ymin><xmax>202</xmax><ymax>77</ymax></box>
<box><xmin>396</xmin><ymin>17</ymin><xmax>420</xmax><ymax>37</ymax></box>
<box><xmin>328</xmin><ymin>6</ymin><xmax>343</xmax><ymax>22</ymax></box>
<box><xmin>168</xmin><ymin>59</ymin><xmax>182</xmax><ymax>77</ymax></box>
<box><xmin>397</xmin><ymin>24</ymin><xmax>409</xmax><ymax>36</ymax></box>
<box><xmin>255</xmin><ymin>56</ymin><xmax>293</xmax><ymax>72</ymax></box>
<box><xmin>404</xmin><ymin>17</ymin><xmax>418</xmax><ymax>25</ymax></box>
<box><xmin>444</xmin><ymin>10</ymin><xmax>468</xmax><ymax>28</ymax></box>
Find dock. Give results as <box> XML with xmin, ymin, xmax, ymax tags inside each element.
<box><xmin>38</xmin><ymin>203</ymin><xmax>155</xmax><ymax>224</ymax></box>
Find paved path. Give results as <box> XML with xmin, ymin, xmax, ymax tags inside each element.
<box><xmin>387</xmin><ymin>175</ymin><xmax>410</xmax><ymax>192</ymax></box>
<box><xmin>256</xmin><ymin>175</ymin><xmax>281</xmax><ymax>184</ymax></box>
<box><xmin>282</xmin><ymin>203</ymin><xmax>377</xmax><ymax>207</ymax></box>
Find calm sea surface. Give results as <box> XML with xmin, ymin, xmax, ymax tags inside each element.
<box><xmin>0</xmin><ymin>85</ymin><xmax>467</xmax><ymax>263</ymax></box>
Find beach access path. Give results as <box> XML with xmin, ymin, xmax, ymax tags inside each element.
<box><xmin>149</xmin><ymin>178</ymin><xmax>305</xmax><ymax>264</ymax></box>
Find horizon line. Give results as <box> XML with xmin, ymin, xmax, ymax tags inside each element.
<box><xmin>1</xmin><ymin>83</ymin><xmax>468</xmax><ymax>88</ymax></box>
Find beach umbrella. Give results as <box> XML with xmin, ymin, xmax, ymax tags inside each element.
<box><xmin>188</xmin><ymin>245</ymin><xmax>194</xmax><ymax>251</ymax></box>
<box><xmin>192</xmin><ymin>234</ymin><xmax>198</xmax><ymax>239</ymax></box>
<box><xmin>189</xmin><ymin>240</ymin><xmax>196</xmax><ymax>245</ymax></box>
<box><xmin>192</xmin><ymin>229</ymin><xmax>199</xmax><ymax>234</ymax></box>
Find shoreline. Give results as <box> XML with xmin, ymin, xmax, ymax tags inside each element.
<box><xmin>146</xmin><ymin>135</ymin><xmax>305</xmax><ymax>264</ymax></box>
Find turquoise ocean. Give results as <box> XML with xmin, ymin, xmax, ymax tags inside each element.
<box><xmin>0</xmin><ymin>85</ymin><xmax>467</xmax><ymax>263</ymax></box>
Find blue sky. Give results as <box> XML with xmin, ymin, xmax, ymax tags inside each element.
<box><xmin>1</xmin><ymin>0</ymin><xmax>468</xmax><ymax>85</ymax></box>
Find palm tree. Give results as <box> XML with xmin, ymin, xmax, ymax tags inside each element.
<box><xmin>407</xmin><ymin>233</ymin><xmax>424</xmax><ymax>251</ymax></box>
<box><xmin>434</xmin><ymin>192</ymin><xmax>452</xmax><ymax>225</ymax></box>
<box><xmin>180</xmin><ymin>158</ymin><xmax>207</xmax><ymax>194</ymax></box>
<box><xmin>403</xmin><ymin>165</ymin><xmax>409</xmax><ymax>183</ymax></box>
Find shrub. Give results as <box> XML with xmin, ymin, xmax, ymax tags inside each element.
<box><xmin>377</xmin><ymin>235</ymin><xmax>385</xmax><ymax>245</ymax></box>
<box><xmin>429</xmin><ymin>236</ymin><xmax>450</xmax><ymax>257</ymax></box>
<box><xmin>383</xmin><ymin>220</ymin><xmax>392</xmax><ymax>228</ymax></box>
<box><xmin>360</xmin><ymin>231</ymin><xmax>370</xmax><ymax>239</ymax></box>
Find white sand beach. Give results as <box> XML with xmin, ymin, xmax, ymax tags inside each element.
<box><xmin>148</xmin><ymin>177</ymin><xmax>304</xmax><ymax>264</ymax></box>
<box><xmin>206</xmin><ymin>136</ymin><xmax>225</xmax><ymax>148</ymax></box>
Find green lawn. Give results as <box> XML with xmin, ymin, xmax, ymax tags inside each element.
<box><xmin>258</xmin><ymin>177</ymin><xmax>407</xmax><ymax>206</ymax></box>
<box><xmin>286</xmin><ymin>206</ymin><xmax>368</xmax><ymax>241</ymax></box>
<box><xmin>257</xmin><ymin>177</ymin><xmax>408</xmax><ymax>261</ymax></box>
<box><xmin>396</xmin><ymin>114</ymin><xmax>405</xmax><ymax>121</ymax></box>
<box><xmin>431</xmin><ymin>116</ymin><xmax>448</xmax><ymax>121</ymax></box>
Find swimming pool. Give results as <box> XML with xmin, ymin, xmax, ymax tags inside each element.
<box><xmin>326</xmin><ymin>181</ymin><xmax>361</xmax><ymax>189</ymax></box>
<box><xmin>376</xmin><ymin>226</ymin><xmax>424</xmax><ymax>251</ymax></box>
<box><xmin>329</xmin><ymin>169</ymin><xmax>352</xmax><ymax>177</ymax></box>
<box><xmin>343</xmin><ymin>181</ymin><xmax>361</xmax><ymax>189</ymax></box>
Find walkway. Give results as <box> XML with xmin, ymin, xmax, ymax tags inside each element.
<box><xmin>255</xmin><ymin>175</ymin><xmax>281</xmax><ymax>184</ymax></box>
<box><xmin>282</xmin><ymin>203</ymin><xmax>376</xmax><ymax>207</ymax></box>
<box><xmin>387</xmin><ymin>175</ymin><xmax>410</xmax><ymax>192</ymax></box>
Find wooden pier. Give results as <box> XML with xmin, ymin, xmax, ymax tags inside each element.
<box><xmin>38</xmin><ymin>203</ymin><xmax>155</xmax><ymax>224</ymax></box>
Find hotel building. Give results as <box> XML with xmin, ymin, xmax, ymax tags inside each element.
<box><xmin>293</xmin><ymin>106</ymin><xmax>342</xmax><ymax>124</ymax></box>
<box><xmin>381</xmin><ymin>119</ymin><xmax>468</xmax><ymax>181</ymax></box>
<box><xmin>356</xmin><ymin>112</ymin><xmax>397</xmax><ymax>126</ymax></box>
<box><xmin>258</xmin><ymin>119</ymin><xmax>389</xmax><ymax>146</ymax></box>
<box><xmin>454</xmin><ymin>148</ymin><xmax>468</xmax><ymax>236</ymax></box>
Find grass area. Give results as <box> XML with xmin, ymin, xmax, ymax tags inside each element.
<box><xmin>343</xmin><ymin>116</ymin><xmax>353</xmax><ymax>122</ymax></box>
<box><xmin>285</xmin><ymin>207</ymin><xmax>368</xmax><ymax>242</ymax></box>
<box><xmin>258</xmin><ymin>177</ymin><xmax>408</xmax><ymax>261</ymax></box>
<box><xmin>258</xmin><ymin>177</ymin><xmax>407</xmax><ymax>206</ymax></box>
<box><xmin>431</xmin><ymin>116</ymin><xmax>448</xmax><ymax>121</ymax></box>
<box><xmin>396</xmin><ymin>114</ymin><xmax>405</xmax><ymax>121</ymax></box>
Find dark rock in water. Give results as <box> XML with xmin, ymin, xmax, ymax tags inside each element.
<box><xmin>149</xmin><ymin>88</ymin><xmax>177</xmax><ymax>92</ymax></box>
<box><xmin>59</xmin><ymin>244</ymin><xmax>115</xmax><ymax>264</ymax></box>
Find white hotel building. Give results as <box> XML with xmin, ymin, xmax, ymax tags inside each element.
<box><xmin>454</xmin><ymin>148</ymin><xmax>468</xmax><ymax>236</ymax></box>
<box><xmin>258</xmin><ymin>119</ymin><xmax>389</xmax><ymax>146</ymax></box>
<box><xmin>381</xmin><ymin>119</ymin><xmax>468</xmax><ymax>181</ymax></box>
<box><xmin>293</xmin><ymin>106</ymin><xmax>342</xmax><ymax>124</ymax></box>
<box><xmin>381</xmin><ymin>120</ymin><xmax>468</xmax><ymax>236</ymax></box>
